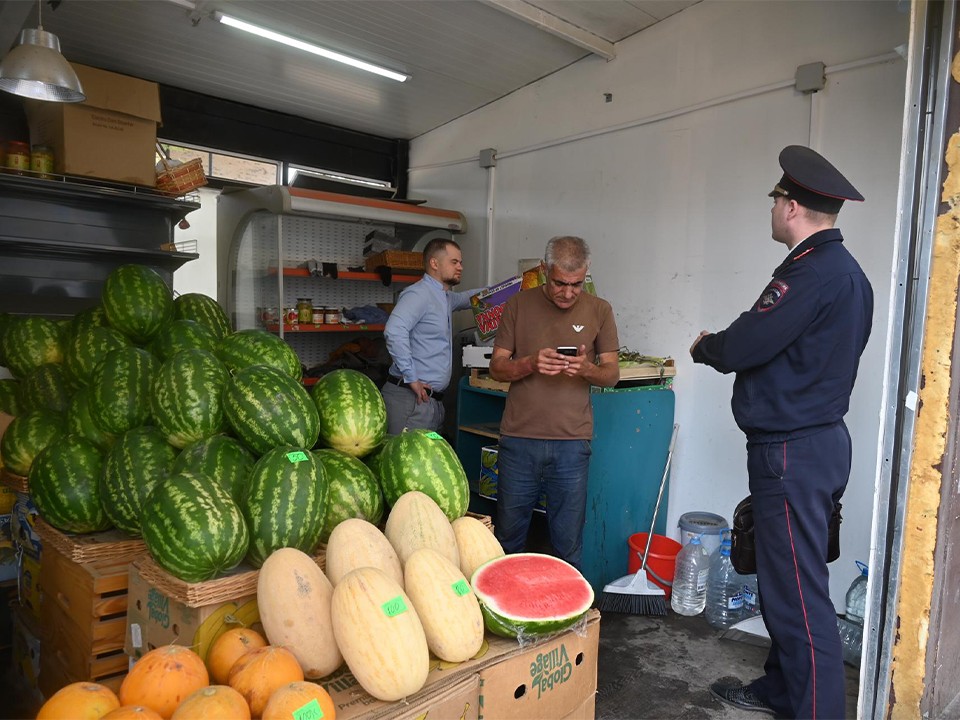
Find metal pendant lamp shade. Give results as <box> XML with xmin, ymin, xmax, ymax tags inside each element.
<box><xmin>0</xmin><ymin>27</ymin><xmax>85</xmax><ymax>103</ymax></box>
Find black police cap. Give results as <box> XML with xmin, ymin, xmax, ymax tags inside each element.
<box><xmin>768</xmin><ymin>145</ymin><xmax>863</xmax><ymax>214</ymax></box>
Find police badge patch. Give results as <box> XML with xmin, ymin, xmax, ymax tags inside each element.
<box><xmin>756</xmin><ymin>279</ymin><xmax>789</xmax><ymax>311</ymax></box>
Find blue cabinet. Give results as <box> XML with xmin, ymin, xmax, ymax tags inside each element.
<box><xmin>455</xmin><ymin>376</ymin><xmax>675</xmax><ymax>596</ymax></box>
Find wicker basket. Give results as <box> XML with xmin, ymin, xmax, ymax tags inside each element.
<box><xmin>156</xmin><ymin>157</ymin><xmax>206</xmax><ymax>196</ymax></box>
<box><xmin>364</xmin><ymin>250</ymin><xmax>424</xmax><ymax>272</ymax></box>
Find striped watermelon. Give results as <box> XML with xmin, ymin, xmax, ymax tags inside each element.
<box><xmin>0</xmin><ymin>378</ymin><xmax>22</xmax><ymax>416</ymax></box>
<box><xmin>141</xmin><ymin>470</ymin><xmax>250</xmax><ymax>582</ymax></box>
<box><xmin>379</xmin><ymin>430</ymin><xmax>469</xmax><ymax>521</ymax></box>
<box><xmin>31</xmin><ymin>435</ymin><xmax>111</xmax><ymax>533</ymax></box>
<box><xmin>147</xmin><ymin>319</ymin><xmax>219</xmax><ymax>362</ymax></box>
<box><xmin>64</xmin><ymin>326</ymin><xmax>131</xmax><ymax>387</ymax></box>
<box><xmin>173</xmin><ymin>293</ymin><xmax>231</xmax><ymax>340</ymax></box>
<box><xmin>102</xmin><ymin>264</ymin><xmax>173</xmax><ymax>344</ymax></box>
<box><xmin>151</xmin><ymin>349</ymin><xmax>229</xmax><ymax>448</ymax></box>
<box><xmin>0</xmin><ymin>312</ymin><xmax>13</xmax><ymax>367</ymax></box>
<box><xmin>172</xmin><ymin>434</ymin><xmax>255</xmax><ymax>503</ymax></box>
<box><xmin>223</xmin><ymin>365</ymin><xmax>319</xmax><ymax>455</ymax></box>
<box><xmin>100</xmin><ymin>426</ymin><xmax>178</xmax><ymax>535</ymax></box>
<box><xmin>0</xmin><ymin>409</ymin><xmax>63</xmax><ymax>476</ymax></box>
<box><xmin>90</xmin><ymin>347</ymin><xmax>160</xmax><ymax>435</ymax></box>
<box><xmin>18</xmin><ymin>364</ymin><xmax>70</xmax><ymax>414</ymax></box>
<box><xmin>471</xmin><ymin>553</ymin><xmax>594</xmax><ymax>638</ymax></box>
<box><xmin>66</xmin><ymin>387</ymin><xmax>116</xmax><ymax>451</ymax></box>
<box><xmin>216</xmin><ymin>329</ymin><xmax>302</xmax><ymax>379</ymax></box>
<box><xmin>67</xmin><ymin>305</ymin><xmax>110</xmax><ymax>340</ymax></box>
<box><xmin>240</xmin><ymin>446</ymin><xmax>329</xmax><ymax>567</ymax></box>
<box><xmin>313</xmin><ymin>448</ymin><xmax>384</xmax><ymax>541</ymax></box>
<box><xmin>311</xmin><ymin>369</ymin><xmax>387</xmax><ymax>458</ymax></box>
<box><xmin>2</xmin><ymin>316</ymin><xmax>63</xmax><ymax>378</ymax></box>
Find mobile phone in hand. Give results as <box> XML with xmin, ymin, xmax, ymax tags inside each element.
<box><xmin>557</xmin><ymin>346</ymin><xmax>578</xmax><ymax>356</ymax></box>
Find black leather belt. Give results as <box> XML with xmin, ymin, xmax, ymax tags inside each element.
<box><xmin>385</xmin><ymin>374</ymin><xmax>444</xmax><ymax>401</ymax></box>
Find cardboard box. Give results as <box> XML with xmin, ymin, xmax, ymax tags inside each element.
<box><xmin>124</xmin><ymin>565</ymin><xmax>259</xmax><ymax>662</ymax></box>
<box><xmin>12</xmin><ymin>491</ymin><xmax>41</xmax><ymax>559</ymax></box>
<box><xmin>18</xmin><ymin>550</ymin><xmax>42</xmax><ymax>621</ymax></box>
<box><xmin>12</xmin><ymin>605</ymin><xmax>42</xmax><ymax>702</ymax></box>
<box><xmin>478</xmin><ymin>445</ymin><xmax>546</xmax><ymax>510</ymax></box>
<box><xmin>321</xmin><ymin>612</ymin><xmax>598</xmax><ymax>719</ymax></box>
<box><xmin>26</xmin><ymin>63</ymin><xmax>161</xmax><ymax>186</ymax></box>
<box><xmin>562</xmin><ymin>692</ymin><xmax>597</xmax><ymax>720</ymax></box>
<box><xmin>479</xmin><ymin>611</ymin><xmax>599</xmax><ymax>719</ymax></box>
<box><xmin>322</xmin><ymin>669</ymin><xmax>480</xmax><ymax>720</ymax></box>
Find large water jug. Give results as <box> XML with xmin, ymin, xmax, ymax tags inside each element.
<box><xmin>705</xmin><ymin>540</ymin><xmax>744</xmax><ymax>629</ymax></box>
<box><xmin>671</xmin><ymin>535</ymin><xmax>709</xmax><ymax>616</ymax></box>
<box><xmin>845</xmin><ymin>561</ymin><xmax>869</xmax><ymax>625</ymax></box>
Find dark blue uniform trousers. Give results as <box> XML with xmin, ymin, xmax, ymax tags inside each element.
<box><xmin>746</xmin><ymin>423</ymin><xmax>849</xmax><ymax>719</ymax></box>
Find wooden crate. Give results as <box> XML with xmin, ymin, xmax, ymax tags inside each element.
<box><xmin>38</xmin><ymin>548</ymin><xmax>130</xmax><ymax>696</ymax></box>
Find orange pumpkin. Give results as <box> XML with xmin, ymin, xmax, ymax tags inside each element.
<box><xmin>119</xmin><ymin>645</ymin><xmax>210</xmax><ymax>719</ymax></box>
<box><xmin>170</xmin><ymin>685</ymin><xmax>251</xmax><ymax>720</ymax></box>
<box><xmin>262</xmin><ymin>682</ymin><xmax>337</xmax><ymax>720</ymax></box>
<box><xmin>101</xmin><ymin>707</ymin><xmax>165</xmax><ymax>720</ymax></box>
<box><xmin>206</xmin><ymin>627</ymin><xmax>267</xmax><ymax>684</ymax></box>
<box><xmin>228</xmin><ymin>646</ymin><xmax>304</xmax><ymax>717</ymax></box>
<box><xmin>37</xmin><ymin>682</ymin><xmax>120</xmax><ymax>720</ymax></box>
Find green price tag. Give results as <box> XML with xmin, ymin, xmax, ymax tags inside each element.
<box><xmin>451</xmin><ymin>580</ymin><xmax>470</xmax><ymax>597</ymax></box>
<box><xmin>424</xmin><ymin>431</ymin><xmax>443</xmax><ymax>440</ymax></box>
<box><xmin>293</xmin><ymin>698</ymin><xmax>324</xmax><ymax>720</ymax></box>
<box><xmin>286</xmin><ymin>451</ymin><xmax>309</xmax><ymax>464</ymax></box>
<box><xmin>359</xmin><ymin>324</ymin><xmax>369</xmax><ymax>330</ymax></box>
<box><xmin>382</xmin><ymin>595</ymin><xmax>408</xmax><ymax>617</ymax></box>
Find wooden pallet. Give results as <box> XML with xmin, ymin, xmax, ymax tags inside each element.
<box><xmin>38</xmin><ymin>549</ymin><xmax>130</xmax><ymax>696</ymax></box>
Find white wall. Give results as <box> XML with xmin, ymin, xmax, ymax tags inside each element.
<box><xmin>409</xmin><ymin>0</ymin><xmax>909</xmax><ymax>605</ymax></box>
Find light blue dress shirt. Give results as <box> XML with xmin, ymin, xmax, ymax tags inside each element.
<box><xmin>383</xmin><ymin>274</ymin><xmax>478</xmax><ymax>392</ymax></box>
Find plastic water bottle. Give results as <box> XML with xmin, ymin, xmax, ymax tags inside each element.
<box><xmin>671</xmin><ymin>535</ymin><xmax>710</xmax><ymax>616</ymax></box>
<box><xmin>705</xmin><ymin>539</ymin><xmax>744</xmax><ymax>629</ymax></box>
<box><xmin>845</xmin><ymin>561</ymin><xmax>868</xmax><ymax>625</ymax></box>
<box><xmin>837</xmin><ymin>616</ymin><xmax>863</xmax><ymax>667</ymax></box>
<box><xmin>740</xmin><ymin>573</ymin><xmax>760</xmax><ymax>618</ymax></box>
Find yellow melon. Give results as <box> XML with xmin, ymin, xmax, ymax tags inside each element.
<box><xmin>325</xmin><ymin>517</ymin><xmax>403</xmax><ymax>586</ymax></box>
<box><xmin>257</xmin><ymin>547</ymin><xmax>342</xmax><ymax>678</ymax></box>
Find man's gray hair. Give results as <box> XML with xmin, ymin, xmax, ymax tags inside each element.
<box><xmin>544</xmin><ymin>236</ymin><xmax>591</xmax><ymax>273</ymax></box>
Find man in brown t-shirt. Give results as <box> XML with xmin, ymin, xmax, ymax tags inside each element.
<box><xmin>488</xmin><ymin>236</ymin><xmax>620</xmax><ymax>569</ymax></box>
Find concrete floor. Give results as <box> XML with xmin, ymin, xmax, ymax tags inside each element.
<box><xmin>595</xmin><ymin>610</ymin><xmax>860</xmax><ymax>719</ymax></box>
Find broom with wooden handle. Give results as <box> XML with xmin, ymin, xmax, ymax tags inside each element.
<box><xmin>598</xmin><ymin>423</ymin><xmax>678</xmax><ymax>616</ymax></box>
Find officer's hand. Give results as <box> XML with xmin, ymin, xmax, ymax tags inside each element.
<box><xmin>690</xmin><ymin>331</ymin><xmax>710</xmax><ymax>357</ymax></box>
<box><xmin>409</xmin><ymin>380</ymin><xmax>431</xmax><ymax>404</ymax></box>
<box><xmin>536</xmin><ymin>348</ymin><xmax>569</xmax><ymax>376</ymax></box>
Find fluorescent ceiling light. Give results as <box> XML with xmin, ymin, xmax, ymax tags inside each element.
<box><xmin>215</xmin><ymin>13</ymin><xmax>410</xmax><ymax>83</ymax></box>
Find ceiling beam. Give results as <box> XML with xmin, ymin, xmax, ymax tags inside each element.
<box><xmin>480</xmin><ymin>0</ymin><xmax>616</xmax><ymax>61</ymax></box>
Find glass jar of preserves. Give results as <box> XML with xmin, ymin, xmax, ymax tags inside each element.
<box><xmin>6</xmin><ymin>141</ymin><xmax>30</xmax><ymax>174</ymax></box>
<box><xmin>313</xmin><ymin>307</ymin><xmax>324</xmax><ymax>326</ymax></box>
<box><xmin>30</xmin><ymin>145</ymin><xmax>54</xmax><ymax>178</ymax></box>
<box><xmin>324</xmin><ymin>307</ymin><xmax>342</xmax><ymax>325</ymax></box>
<box><xmin>296</xmin><ymin>298</ymin><xmax>313</xmax><ymax>324</ymax></box>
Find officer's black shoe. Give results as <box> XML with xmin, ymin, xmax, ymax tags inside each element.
<box><xmin>709</xmin><ymin>678</ymin><xmax>776</xmax><ymax>715</ymax></box>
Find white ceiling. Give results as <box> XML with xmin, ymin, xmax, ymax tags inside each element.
<box><xmin>0</xmin><ymin>0</ymin><xmax>699</xmax><ymax>140</ymax></box>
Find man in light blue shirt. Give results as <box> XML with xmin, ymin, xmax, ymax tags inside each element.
<box><xmin>382</xmin><ymin>238</ymin><xmax>480</xmax><ymax>434</ymax></box>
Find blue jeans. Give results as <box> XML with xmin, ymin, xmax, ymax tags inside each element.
<box><xmin>494</xmin><ymin>435</ymin><xmax>592</xmax><ymax>569</ymax></box>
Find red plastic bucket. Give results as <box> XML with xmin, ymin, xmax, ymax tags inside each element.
<box><xmin>628</xmin><ymin>532</ymin><xmax>682</xmax><ymax>600</ymax></box>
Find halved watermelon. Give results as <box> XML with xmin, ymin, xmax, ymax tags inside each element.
<box><xmin>471</xmin><ymin>553</ymin><xmax>594</xmax><ymax>638</ymax></box>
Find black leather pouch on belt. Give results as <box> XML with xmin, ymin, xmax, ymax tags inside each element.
<box><xmin>730</xmin><ymin>495</ymin><xmax>842</xmax><ymax>575</ymax></box>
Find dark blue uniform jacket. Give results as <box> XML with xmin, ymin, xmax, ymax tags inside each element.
<box><xmin>692</xmin><ymin>229</ymin><xmax>873</xmax><ymax>440</ymax></box>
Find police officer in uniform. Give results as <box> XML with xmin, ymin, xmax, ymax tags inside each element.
<box><xmin>690</xmin><ymin>145</ymin><xmax>873</xmax><ymax>719</ymax></box>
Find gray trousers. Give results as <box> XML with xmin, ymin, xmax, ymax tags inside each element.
<box><xmin>381</xmin><ymin>380</ymin><xmax>445</xmax><ymax>435</ymax></box>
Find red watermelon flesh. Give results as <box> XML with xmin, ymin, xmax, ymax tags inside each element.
<box><xmin>471</xmin><ymin>553</ymin><xmax>594</xmax><ymax>637</ymax></box>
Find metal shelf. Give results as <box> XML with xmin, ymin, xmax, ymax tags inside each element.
<box><xmin>267</xmin><ymin>323</ymin><xmax>385</xmax><ymax>333</ymax></box>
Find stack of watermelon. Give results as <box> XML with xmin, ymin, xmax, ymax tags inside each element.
<box><xmin>0</xmin><ymin>263</ymin><xmax>478</xmax><ymax>586</ymax></box>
